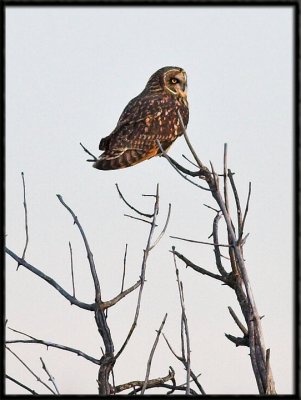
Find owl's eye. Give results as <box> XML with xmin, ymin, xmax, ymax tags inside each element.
<box><xmin>170</xmin><ymin>78</ymin><xmax>179</xmax><ymax>84</ymax></box>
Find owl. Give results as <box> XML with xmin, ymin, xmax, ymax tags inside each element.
<box><xmin>93</xmin><ymin>66</ymin><xmax>189</xmax><ymax>170</ymax></box>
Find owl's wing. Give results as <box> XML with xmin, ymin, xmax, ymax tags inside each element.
<box><xmin>99</xmin><ymin>92</ymin><xmax>168</xmax><ymax>151</ymax></box>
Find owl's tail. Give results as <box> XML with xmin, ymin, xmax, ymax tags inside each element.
<box><xmin>93</xmin><ymin>147</ymin><xmax>159</xmax><ymax>170</ymax></box>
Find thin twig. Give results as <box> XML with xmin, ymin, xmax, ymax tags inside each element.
<box><xmin>170</xmin><ymin>235</ymin><xmax>232</xmax><ymax>248</ymax></box>
<box><xmin>18</xmin><ymin>172</ymin><xmax>29</xmax><ymax>270</ymax></box>
<box><xmin>162</xmin><ymin>334</ymin><xmax>206</xmax><ymax>395</ymax></box>
<box><xmin>114</xmin><ymin>184</ymin><xmax>160</xmax><ymax>360</ymax></box>
<box><xmin>141</xmin><ymin>313</ymin><xmax>168</xmax><ymax>394</ymax></box>
<box><xmin>181</xmin><ymin>153</ymin><xmax>199</xmax><ymax>168</ymax></box>
<box><xmin>212</xmin><ymin>213</ymin><xmax>228</xmax><ymax>277</ymax></box>
<box><xmin>5</xmin><ymin>247</ymin><xmax>95</xmax><ymax>311</ymax></box>
<box><xmin>121</xmin><ymin>243</ymin><xmax>128</xmax><ymax>293</ymax></box>
<box><xmin>115</xmin><ymin>183</ymin><xmax>153</xmax><ymax>218</ymax></box>
<box><xmin>68</xmin><ymin>241</ymin><xmax>75</xmax><ymax>298</ymax></box>
<box><xmin>239</xmin><ymin>182</ymin><xmax>252</xmax><ymax>242</ymax></box>
<box><xmin>40</xmin><ymin>357</ymin><xmax>60</xmax><ymax>394</ymax></box>
<box><xmin>203</xmin><ymin>203</ymin><xmax>220</xmax><ymax>213</ymax></box>
<box><xmin>225</xmin><ymin>333</ymin><xmax>249</xmax><ymax>347</ymax></box>
<box><xmin>101</xmin><ymin>280</ymin><xmax>141</xmax><ymax>310</ymax></box>
<box><xmin>124</xmin><ymin>214</ymin><xmax>155</xmax><ymax>225</ymax></box>
<box><xmin>6</xmin><ymin>346</ymin><xmax>56</xmax><ymax>394</ymax></box>
<box><xmin>56</xmin><ymin>195</ymin><xmax>101</xmax><ymax>303</ymax></box>
<box><xmin>228</xmin><ymin>169</ymin><xmax>242</xmax><ymax>236</ymax></box>
<box><xmin>149</xmin><ymin>203</ymin><xmax>171</xmax><ymax>251</ymax></box>
<box><xmin>172</xmin><ymin>250</ymin><xmax>190</xmax><ymax>394</ymax></box>
<box><xmin>6</xmin><ymin>375</ymin><xmax>38</xmax><ymax>395</ymax></box>
<box><xmin>171</xmin><ymin>250</ymin><xmax>226</xmax><ymax>284</ymax></box>
<box><xmin>79</xmin><ymin>142</ymin><xmax>97</xmax><ymax>161</ymax></box>
<box><xmin>224</xmin><ymin>144</ymin><xmax>229</xmax><ymax>213</ymax></box>
<box><xmin>228</xmin><ymin>306</ymin><xmax>248</xmax><ymax>336</ymax></box>
<box><xmin>6</xmin><ymin>340</ymin><xmax>100</xmax><ymax>365</ymax></box>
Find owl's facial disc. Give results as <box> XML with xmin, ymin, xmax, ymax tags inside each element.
<box><xmin>164</xmin><ymin>70</ymin><xmax>187</xmax><ymax>99</ymax></box>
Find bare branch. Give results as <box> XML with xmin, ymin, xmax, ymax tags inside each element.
<box><xmin>40</xmin><ymin>357</ymin><xmax>60</xmax><ymax>394</ymax></box>
<box><xmin>6</xmin><ymin>340</ymin><xmax>100</xmax><ymax>365</ymax></box>
<box><xmin>203</xmin><ymin>203</ymin><xmax>220</xmax><ymax>213</ymax></box>
<box><xmin>18</xmin><ymin>172</ymin><xmax>29</xmax><ymax>270</ymax></box>
<box><xmin>79</xmin><ymin>142</ymin><xmax>97</xmax><ymax>161</ymax></box>
<box><xmin>115</xmin><ymin>183</ymin><xmax>153</xmax><ymax>218</ymax></box>
<box><xmin>239</xmin><ymin>182</ymin><xmax>252</xmax><ymax>242</ymax></box>
<box><xmin>5</xmin><ymin>247</ymin><xmax>95</xmax><ymax>311</ymax></box>
<box><xmin>121</xmin><ymin>243</ymin><xmax>128</xmax><ymax>293</ymax></box>
<box><xmin>56</xmin><ymin>194</ymin><xmax>101</xmax><ymax>303</ymax></box>
<box><xmin>181</xmin><ymin>153</ymin><xmax>199</xmax><ymax>168</ymax></box>
<box><xmin>178</xmin><ymin>110</ymin><xmax>204</xmax><ymax>169</ymax></box>
<box><xmin>114</xmin><ymin>184</ymin><xmax>160</xmax><ymax>360</ymax></box>
<box><xmin>228</xmin><ymin>306</ymin><xmax>248</xmax><ymax>336</ymax></box>
<box><xmin>6</xmin><ymin>346</ymin><xmax>56</xmax><ymax>394</ymax></box>
<box><xmin>115</xmin><ymin>367</ymin><xmax>174</xmax><ymax>393</ymax></box>
<box><xmin>68</xmin><ymin>241</ymin><xmax>76</xmax><ymax>298</ymax></box>
<box><xmin>124</xmin><ymin>213</ymin><xmax>155</xmax><ymax>225</ymax></box>
<box><xmin>225</xmin><ymin>333</ymin><xmax>249</xmax><ymax>347</ymax></box>
<box><xmin>101</xmin><ymin>280</ymin><xmax>141</xmax><ymax>310</ymax></box>
<box><xmin>6</xmin><ymin>375</ymin><xmax>39</xmax><ymax>395</ymax></box>
<box><xmin>212</xmin><ymin>213</ymin><xmax>228</xmax><ymax>277</ymax></box>
<box><xmin>141</xmin><ymin>313</ymin><xmax>168</xmax><ymax>394</ymax></box>
<box><xmin>170</xmin><ymin>235</ymin><xmax>232</xmax><ymax>248</ymax></box>
<box><xmin>162</xmin><ymin>333</ymin><xmax>183</xmax><ymax>362</ymax></box>
<box><xmin>228</xmin><ymin>169</ymin><xmax>242</xmax><ymax>236</ymax></box>
<box><xmin>149</xmin><ymin>203</ymin><xmax>171</xmax><ymax>251</ymax></box>
<box><xmin>223</xmin><ymin>144</ymin><xmax>229</xmax><ymax>213</ymax></box>
<box><xmin>172</xmin><ymin>251</ymin><xmax>190</xmax><ymax>394</ymax></box>
<box><xmin>157</xmin><ymin>140</ymin><xmax>211</xmax><ymax>191</ymax></box>
<box><xmin>171</xmin><ymin>249</ymin><xmax>226</xmax><ymax>285</ymax></box>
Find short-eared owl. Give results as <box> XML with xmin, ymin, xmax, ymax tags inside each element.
<box><xmin>93</xmin><ymin>66</ymin><xmax>189</xmax><ymax>170</ymax></box>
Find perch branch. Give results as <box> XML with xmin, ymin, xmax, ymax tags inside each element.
<box><xmin>178</xmin><ymin>110</ymin><xmax>204</xmax><ymax>169</ymax></box>
<box><xmin>157</xmin><ymin>140</ymin><xmax>210</xmax><ymax>191</ymax></box>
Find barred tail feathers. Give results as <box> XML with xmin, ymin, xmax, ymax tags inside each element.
<box><xmin>93</xmin><ymin>147</ymin><xmax>159</xmax><ymax>170</ymax></box>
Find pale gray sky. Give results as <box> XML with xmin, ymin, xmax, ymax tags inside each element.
<box><xmin>5</xmin><ymin>6</ymin><xmax>293</xmax><ymax>395</ymax></box>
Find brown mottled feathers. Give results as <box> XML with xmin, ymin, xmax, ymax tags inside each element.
<box><xmin>93</xmin><ymin>66</ymin><xmax>189</xmax><ymax>170</ymax></box>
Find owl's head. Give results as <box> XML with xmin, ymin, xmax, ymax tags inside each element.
<box><xmin>145</xmin><ymin>66</ymin><xmax>187</xmax><ymax>99</ymax></box>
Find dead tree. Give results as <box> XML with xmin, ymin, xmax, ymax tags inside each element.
<box><xmin>156</xmin><ymin>110</ymin><xmax>277</xmax><ymax>395</ymax></box>
<box><xmin>5</xmin><ymin>179</ymin><xmax>177</xmax><ymax>395</ymax></box>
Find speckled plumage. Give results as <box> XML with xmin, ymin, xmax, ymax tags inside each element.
<box><xmin>93</xmin><ymin>66</ymin><xmax>189</xmax><ymax>170</ymax></box>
